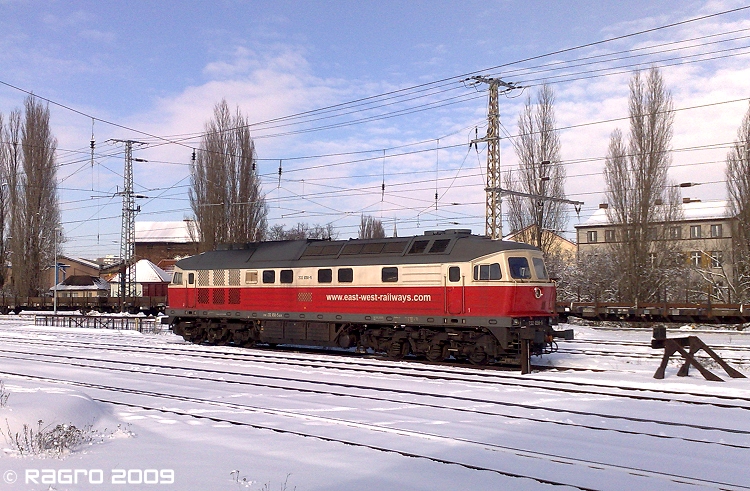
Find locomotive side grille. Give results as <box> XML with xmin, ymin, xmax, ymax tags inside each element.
<box><xmin>228</xmin><ymin>289</ymin><xmax>240</xmax><ymax>304</ymax></box>
<box><xmin>298</xmin><ymin>292</ymin><xmax>313</xmax><ymax>302</ymax></box>
<box><xmin>197</xmin><ymin>270</ymin><xmax>210</xmax><ymax>286</ymax></box>
<box><xmin>213</xmin><ymin>288</ymin><xmax>225</xmax><ymax>305</ymax></box>
<box><xmin>228</xmin><ymin>270</ymin><xmax>241</xmax><ymax>286</ymax></box>
<box><xmin>213</xmin><ymin>269</ymin><xmax>226</xmax><ymax>286</ymax></box>
<box><xmin>196</xmin><ymin>289</ymin><xmax>209</xmax><ymax>304</ymax></box>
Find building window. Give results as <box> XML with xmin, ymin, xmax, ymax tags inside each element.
<box><xmin>710</xmin><ymin>251</ymin><xmax>723</xmax><ymax>269</ymax></box>
<box><xmin>648</xmin><ymin>253</ymin><xmax>657</xmax><ymax>267</ymax></box>
<box><xmin>669</xmin><ymin>226</ymin><xmax>681</xmax><ymax>239</ymax></box>
<box><xmin>604</xmin><ymin>229</ymin><xmax>615</xmax><ymax>242</ymax></box>
<box><xmin>587</xmin><ymin>230</ymin><xmax>598</xmax><ymax>243</ymax></box>
<box><xmin>690</xmin><ymin>225</ymin><xmax>702</xmax><ymax>239</ymax></box>
<box><xmin>690</xmin><ymin>251</ymin><xmax>701</xmax><ymax>267</ymax></box>
<box><xmin>710</xmin><ymin>224</ymin><xmax>723</xmax><ymax>238</ymax></box>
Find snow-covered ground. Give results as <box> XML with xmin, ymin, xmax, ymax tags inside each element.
<box><xmin>0</xmin><ymin>315</ymin><xmax>748</xmax><ymax>491</ymax></box>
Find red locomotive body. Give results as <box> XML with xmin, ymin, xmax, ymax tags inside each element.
<box><xmin>166</xmin><ymin>229</ymin><xmax>569</xmax><ymax>368</ymax></box>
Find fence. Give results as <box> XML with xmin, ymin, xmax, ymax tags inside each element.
<box><xmin>34</xmin><ymin>314</ymin><xmax>161</xmax><ymax>333</ymax></box>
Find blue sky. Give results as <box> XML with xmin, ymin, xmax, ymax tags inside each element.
<box><xmin>1</xmin><ymin>0</ymin><xmax>749</xmax><ymax>258</ymax></box>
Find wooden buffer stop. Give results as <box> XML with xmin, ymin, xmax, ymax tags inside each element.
<box><xmin>651</xmin><ymin>326</ymin><xmax>746</xmax><ymax>382</ymax></box>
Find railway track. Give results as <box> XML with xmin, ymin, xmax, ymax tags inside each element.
<box><xmin>2</xmin><ymin>321</ymin><xmax>750</xmax><ymax>490</ymax></box>
<box><xmin>1</xmin><ymin>368</ymin><xmax>748</xmax><ymax>491</ymax></box>
<box><xmin>1</xmin><ymin>343</ymin><xmax>750</xmax><ymax>446</ymax></box>
<box><xmin>1</xmin><ymin>332</ymin><xmax>750</xmax><ymax>410</ymax></box>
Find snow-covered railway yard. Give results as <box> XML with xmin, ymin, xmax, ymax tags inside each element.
<box><xmin>0</xmin><ymin>317</ymin><xmax>748</xmax><ymax>491</ymax></box>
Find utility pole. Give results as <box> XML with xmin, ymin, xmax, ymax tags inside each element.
<box><xmin>466</xmin><ymin>76</ymin><xmax>519</xmax><ymax>239</ymax></box>
<box><xmin>110</xmin><ymin>139</ymin><xmax>146</xmax><ymax>312</ymax></box>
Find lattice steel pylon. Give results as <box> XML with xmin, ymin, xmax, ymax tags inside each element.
<box><xmin>467</xmin><ymin>76</ymin><xmax>518</xmax><ymax>239</ymax></box>
<box><xmin>112</xmin><ymin>139</ymin><xmax>145</xmax><ymax>311</ymax></box>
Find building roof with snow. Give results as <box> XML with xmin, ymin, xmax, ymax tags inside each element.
<box><xmin>135</xmin><ymin>220</ymin><xmax>197</xmax><ymax>243</ymax></box>
<box><xmin>109</xmin><ymin>259</ymin><xmax>171</xmax><ymax>284</ymax></box>
<box><xmin>50</xmin><ymin>275</ymin><xmax>109</xmax><ymax>292</ymax></box>
<box><xmin>577</xmin><ymin>200</ymin><xmax>731</xmax><ymax>228</ymax></box>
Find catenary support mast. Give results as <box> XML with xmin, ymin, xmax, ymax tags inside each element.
<box><xmin>466</xmin><ymin>76</ymin><xmax>518</xmax><ymax>239</ymax></box>
<box><xmin>111</xmin><ymin>139</ymin><xmax>145</xmax><ymax>311</ymax></box>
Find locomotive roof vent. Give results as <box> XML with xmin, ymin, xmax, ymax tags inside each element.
<box><xmin>424</xmin><ymin>229</ymin><xmax>472</xmax><ymax>236</ymax></box>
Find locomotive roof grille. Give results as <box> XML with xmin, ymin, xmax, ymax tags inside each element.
<box><xmin>177</xmin><ymin>231</ymin><xmax>539</xmax><ymax>270</ymax></box>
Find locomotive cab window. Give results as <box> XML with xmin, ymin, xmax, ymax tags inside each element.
<box><xmin>448</xmin><ymin>266</ymin><xmax>461</xmax><ymax>282</ymax></box>
<box><xmin>318</xmin><ymin>268</ymin><xmax>333</xmax><ymax>283</ymax></box>
<box><xmin>280</xmin><ymin>269</ymin><xmax>294</xmax><ymax>284</ymax></box>
<box><xmin>473</xmin><ymin>263</ymin><xmax>501</xmax><ymax>281</ymax></box>
<box><xmin>172</xmin><ymin>272</ymin><xmax>183</xmax><ymax>285</ymax></box>
<box><xmin>338</xmin><ymin>268</ymin><xmax>353</xmax><ymax>283</ymax></box>
<box><xmin>508</xmin><ymin>257</ymin><xmax>532</xmax><ymax>279</ymax></box>
<box><xmin>262</xmin><ymin>270</ymin><xmax>275</xmax><ymax>284</ymax></box>
<box><xmin>187</xmin><ymin>273</ymin><xmax>194</xmax><ymax>285</ymax></box>
<box><xmin>532</xmin><ymin>258</ymin><xmax>548</xmax><ymax>280</ymax></box>
<box><xmin>382</xmin><ymin>267</ymin><xmax>398</xmax><ymax>282</ymax></box>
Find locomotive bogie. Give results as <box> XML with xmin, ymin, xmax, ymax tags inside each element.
<box><xmin>167</xmin><ymin>230</ymin><xmax>565</xmax><ymax>366</ymax></box>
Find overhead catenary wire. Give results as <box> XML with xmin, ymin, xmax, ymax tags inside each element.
<box><xmin>4</xmin><ymin>5</ymin><xmax>749</xmax><ymax>256</ymax></box>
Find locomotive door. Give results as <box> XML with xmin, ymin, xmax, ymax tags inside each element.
<box><xmin>445</xmin><ymin>266</ymin><xmax>464</xmax><ymax>315</ymax></box>
<box><xmin>186</xmin><ymin>272</ymin><xmax>197</xmax><ymax>308</ymax></box>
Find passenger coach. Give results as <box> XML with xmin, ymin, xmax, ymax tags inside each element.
<box><xmin>166</xmin><ymin>229</ymin><xmax>569</xmax><ymax>370</ymax></box>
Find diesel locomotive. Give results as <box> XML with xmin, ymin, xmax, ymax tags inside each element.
<box><xmin>166</xmin><ymin>229</ymin><xmax>570</xmax><ymax>370</ymax></box>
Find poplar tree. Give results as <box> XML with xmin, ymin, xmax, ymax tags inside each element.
<box><xmin>358</xmin><ymin>215</ymin><xmax>386</xmax><ymax>239</ymax></box>
<box><xmin>190</xmin><ymin>100</ymin><xmax>267</xmax><ymax>251</ymax></box>
<box><xmin>603</xmin><ymin>67</ymin><xmax>680</xmax><ymax>303</ymax></box>
<box><xmin>9</xmin><ymin>97</ymin><xmax>61</xmax><ymax>297</ymax></box>
<box><xmin>726</xmin><ymin>103</ymin><xmax>750</xmax><ymax>302</ymax></box>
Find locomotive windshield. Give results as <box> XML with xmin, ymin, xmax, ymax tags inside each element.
<box><xmin>508</xmin><ymin>257</ymin><xmax>532</xmax><ymax>279</ymax></box>
<box><xmin>532</xmin><ymin>257</ymin><xmax>549</xmax><ymax>280</ymax></box>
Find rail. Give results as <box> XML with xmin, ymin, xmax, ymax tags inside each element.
<box><xmin>34</xmin><ymin>314</ymin><xmax>161</xmax><ymax>333</ymax></box>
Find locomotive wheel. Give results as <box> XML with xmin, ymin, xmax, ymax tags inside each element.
<box><xmin>386</xmin><ymin>341</ymin><xmax>407</xmax><ymax>359</ymax></box>
<box><xmin>468</xmin><ymin>348</ymin><xmax>488</xmax><ymax>365</ymax></box>
<box><xmin>188</xmin><ymin>329</ymin><xmax>207</xmax><ymax>344</ymax></box>
<box><xmin>207</xmin><ymin>328</ymin><xmax>229</xmax><ymax>345</ymax></box>
<box><xmin>425</xmin><ymin>344</ymin><xmax>445</xmax><ymax>362</ymax></box>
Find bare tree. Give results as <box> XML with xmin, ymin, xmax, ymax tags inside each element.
<box><xmin>4</xmin><ymin>110</ymin><xmax>21</xmax><ymax>294</ymax></box>
<box><xmin>505</xmin><ymin>84</ymin><xmax>567</xmax><ymax>254</ymax></box>
<box><xmin>726</xmin><ymin>103</ymin><xmax>750</xmax><ymax>303</ymax></box>
<box><xmin>358</xmin><ymin>215</ymin><xmax>386</xmax><ymax>239</ymax></box>
<box><xmin>267</xmin><ymin>222</ymin><xmax>337</xmax><ymax>241</ymax></box>
<box><xmin>603</xmin><ymin>67</ymin><xmax>679</xmax><ymax>304</ymax></box>
<box><xmin>9</xmin><ymin>97</ymin><xmax>61</xmax><ymax>297</ymax></box>
<box><xmin>190</xmin><ymin>99</ymin><xmax>267</xmax><ymax>252</ymax></box>
<box><xmin>0</xmin><ymin>113</ymin><xmax>9</xmax><ymax>290</ymax></box>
